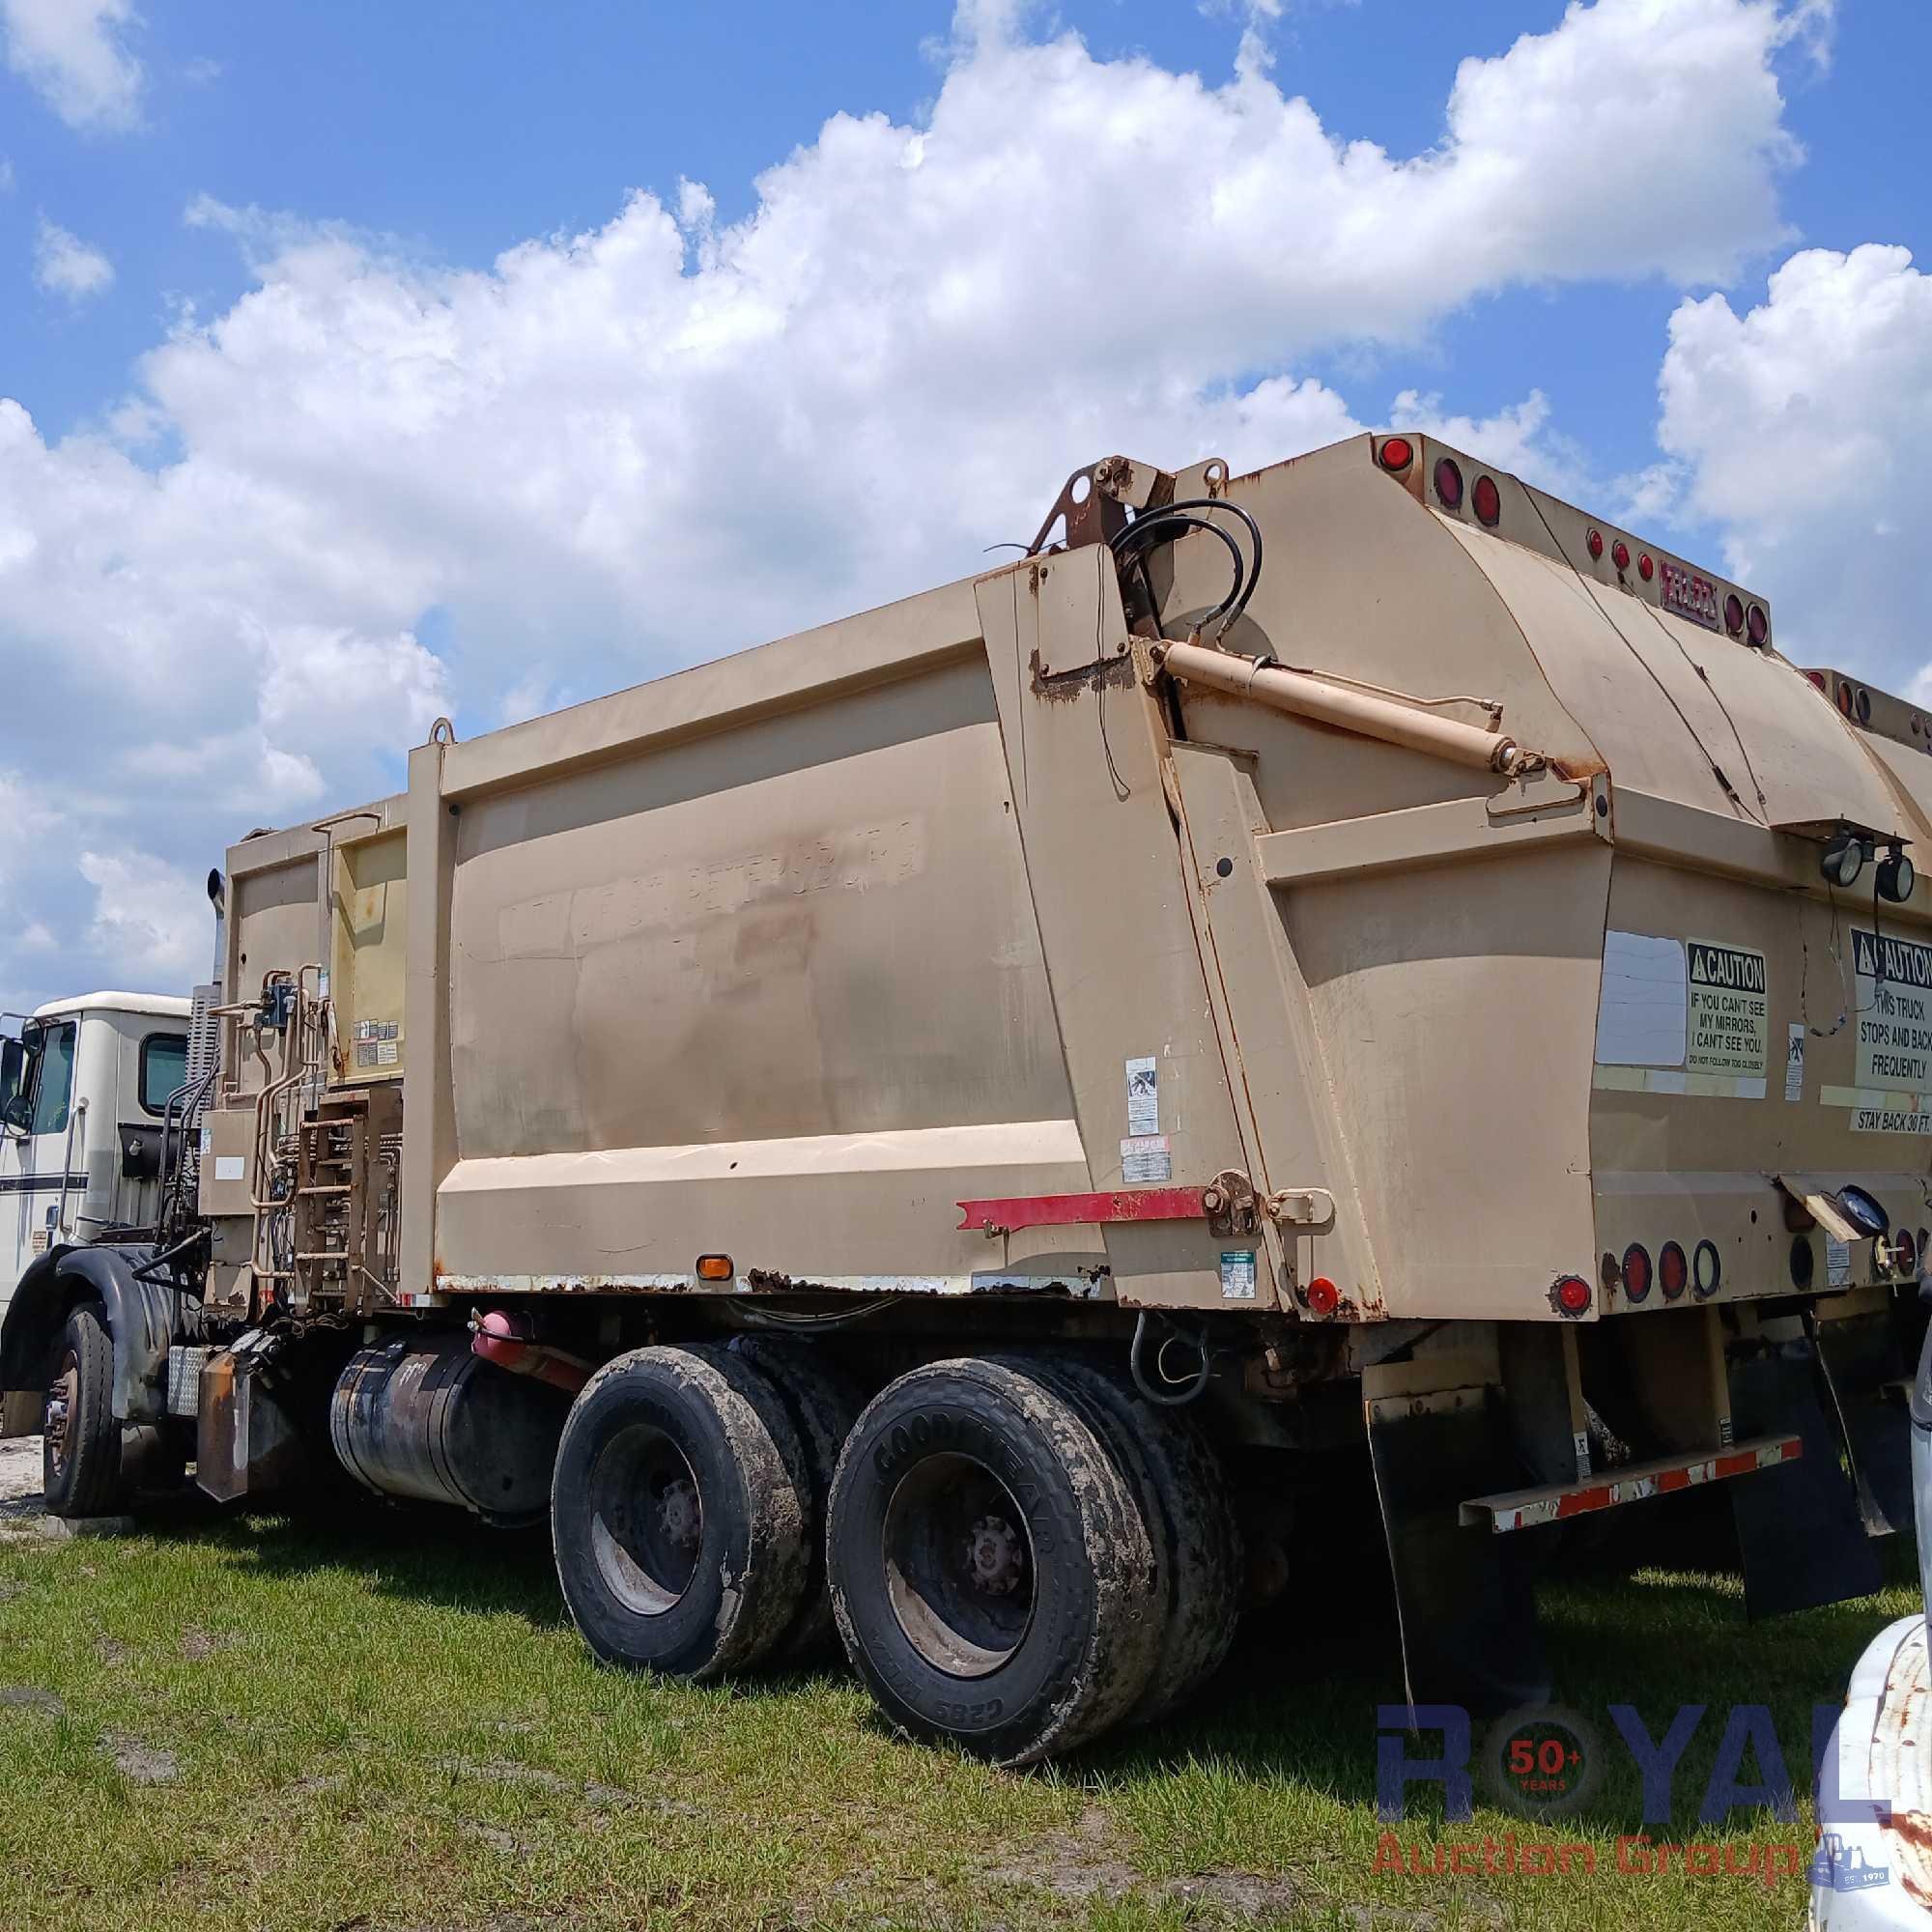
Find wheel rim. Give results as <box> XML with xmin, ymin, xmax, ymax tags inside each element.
<box><xmin>44</xmin><ymin>1350</ymin><xmax>78</xmax><ymax>1480</ymax></box>
<box><xmin>587</xmin><ymin>1424</ymin><xmax>703</xmax><ymax>1617</ymax></box>
<box><xmin>882</xmin><ymin>1451</ymin><xmax>1036</xmax><ymax>1679</ymax></box>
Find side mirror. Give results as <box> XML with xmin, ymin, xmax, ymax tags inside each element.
<box><xmin>0</xmin><ymin>1036</ymin><xmax>24</xmax><ymax>1137</ymax></box>
<box><xmin>0</xmin><ymin>1093</ymin><xmax>30</xmax><ymax>1137</ymax></box>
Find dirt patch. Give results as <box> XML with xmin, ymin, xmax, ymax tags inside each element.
<box><xmin>101</xmin><ymin>1730</ymin><xmax>181</xmax><ymax>1784</ymax></box>
<box><xmin>182</xmin><ymin>1623</ymin><xmax>241</xmax><ymax>1662</ymax></box>
<box><xmin>436</xmin><ymin>1756</ymin><xmax>639</xmax><ymax>1813</ymax></box>
<box><xmin>981</xmin><ymin>1806</ymin><xmax>1497</xmax><ymax>1928</ymax></box>
<box><xmin>0</xmin><ymin>1686</ymin><xmax>66</xmax><ymax>1719</ymax></box>
<box><xmin>94</xmin><ymin>1635</ymin><xmax>132</xmax><ymax>1665</ymax></box>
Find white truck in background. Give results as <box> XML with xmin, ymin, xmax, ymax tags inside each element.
<box><xmin>1</xmin><ymin>990</ymin><xmax>196</xmax><ymax>1351</ymax></box>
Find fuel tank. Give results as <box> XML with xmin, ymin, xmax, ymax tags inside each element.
<box><xmin>328</xmin><ymin>1334</ymin><xmax>568</xmax><ymax>1525</ymax></box>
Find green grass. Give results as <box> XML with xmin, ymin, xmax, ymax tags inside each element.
<box><xmin>0</xmin><ymin>1492</ymin><xmax>1916</xmax><ymax>1932</ymax></box>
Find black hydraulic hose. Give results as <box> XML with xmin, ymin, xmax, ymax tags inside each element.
<box><xmin>1129</xmin><ymin>1309</ymin><xmax>1212</xmax><ymax>1407</ymax></box>
<box><xmin>1114</xmin><ymin>514</ymin><xmax>1245</xmax><ymax>633</ymax></box>
<box><xmin>1111</xmin><ymin>496</ymin><xmax>1265</xmax><ymax>636</ymax></box>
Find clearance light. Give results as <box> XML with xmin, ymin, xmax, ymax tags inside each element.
<box><xmin>1726</xmin><ymin>594</ymin><xmax>1746</xmax><ymax>637</ymax></box>
<box><xmin>1379</xmin><ymin>437</ymin><xmax>1414</xmax><ymax>472</ymax></box>
<box><xmin>1879</xmin><ymin>848</ymin><xmax>1916</xmax><ymax>903</ymax></box>
<box><xmin>1621</xmin><ymin>1243</ymin><xmax>1653</xmax><ymax>1304</ymax></box>
<box><xmin>1692</xmin><ymin>1240</ymin><xmax>1721</xmax><ymax>1299</ymax></box>
<box><xmin>1836</xmin><ymin>680</ymin><xmax>1856</xmax><ymax>714</ymax></box>
<box><xmin>1747</xmin><ymin>604</ymin><xmax>1770</xmax><ymax>646</ymax></box>
<box><xmin>1822</xmin><ymin>830</ymin><xmax>1866</xmax><ymax>890</ymax></box>
<box><xmin>696</xmin><ymin>1254</ymin><xmax>735</xmax><ymax>1281</ymax></box>
<box><xmin>1611</xmin><ymin>539</ymin><xmax>1631</xmax><ymax>572</ymax></box>
<box><xmin>1833</xmin><ymin>1186</ymin><xmax>1889</xmax><ymax>1240</ymax></box>
<box><xmin>1638</xmin><ymin>553</ymin><xmax>1656</xmax><ymax>583</ymax></box>
<box><xmin>1659</xmin><ymin>1241</ymin><xmax>1688</xmax><ymax>1301</ymax></box>
<box><xmin>1435</xmin><ymin>458</ymin><xmax>1464</xmax><ymax>509</ymax></box>
<box><xmin>1306</xmin><ymin>1277</ymin><xmax>1339</xmax><ymax>1316</ymax></box>
<box><xmin>1586</xmin><ymin>528</ymin><xmax>1605</xmax><ymax>560</ymax></box>
<box><xmin>1472</xmin><ymin>476</ymin><xmax>1502</xmax><ymax>527</ymax></box>
<box><xmin>1554</xmin><ymin>1274</ymin><xmax>1593</xmax><ymax>1318</ymax></box>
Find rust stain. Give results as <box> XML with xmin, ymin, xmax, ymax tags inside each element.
<box><xmin>1028</xmin><ymin>648</ymin><xmax>1137</xmax><ymax>704</ymax></box>
<box><xmin>1552</xmin><ymin>755</ymin><xmax>1608</xmax><ymax>781</ymax></box>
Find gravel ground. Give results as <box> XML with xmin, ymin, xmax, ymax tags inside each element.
<box><xmin>0</xmin><ymin>1434</ymin><xmax>43</xmax><ymax>1511</ymax></box>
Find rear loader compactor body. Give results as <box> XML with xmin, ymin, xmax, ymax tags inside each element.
<box><xmin>9</xmin><ymin>432</ymin><xmax>1926</xmax><ymax>1759</ymax></box>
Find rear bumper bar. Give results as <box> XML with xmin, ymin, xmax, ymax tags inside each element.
<box><xmin>1460</xmin><ymin>1433</ymin><xmax>1802</xmax><ymax>1533</ymax></box>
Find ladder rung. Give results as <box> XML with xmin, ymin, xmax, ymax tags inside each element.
<box><xmin>298</xmin><ymin>1185</ymin><xmax>351</xmax><ymax>1196</ymax></box>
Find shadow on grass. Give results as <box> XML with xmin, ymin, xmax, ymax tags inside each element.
<box><xmin>120</xmin><ymin>1474</ymin><xmax>1918</xmax><ymax>1833</ymax></box>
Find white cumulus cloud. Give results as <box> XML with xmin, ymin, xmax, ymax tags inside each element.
<box><xmin>32</xmin><ymin>219</ymin><xmax>114</xmax><ymax>301</ymax></box>
<box><xmin>2</xmin><ymin>0</ymin><xmax>144</xmax><ymax>132</ymax></box>
<box><xmin>1657</xmin><ymin>242</ymin><xmax>1932</xmax><ymax>686</ymax></box>
<box><xmin>0</xmin><ymin>0</ymin><xmax>1829</xmax><ymax>1005</ymax></box>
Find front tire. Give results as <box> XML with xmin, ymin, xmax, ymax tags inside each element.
<box><xmin>43</xmin><ymin>1299</ymin><xmax>123</xmax><ymax>1518</ymax></box>
<box><xmin>827</xmin><ymin>1356</ymin><xmax>1159</xmax><ymax>1766</ymax></box>
<box><xmin>552</xmin><ymin>1344</ymin><xmax>810</xmax><ymax>1681</ymax></box>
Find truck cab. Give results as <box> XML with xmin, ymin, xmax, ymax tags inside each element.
<box><xmin>2</xmin><ymin>993</ymin><xmax>195</xmax><ymax>1324</ymax></box>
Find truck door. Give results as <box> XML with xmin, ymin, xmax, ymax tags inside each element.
<box><xmin>0</xmin><ymin>1017</ymin><xmax>81</xmax><ymax>1314</ymax></box>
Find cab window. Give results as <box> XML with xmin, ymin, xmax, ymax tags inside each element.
<box><xmin>30</xmin><ymin>1022</ymin><xmax>76</xmax><ymax>1137</ymax></box>
<box><xmin>139</xmin><ymin>1033</ymin><xmax>190</xmax><ymax>1117</ymax></box>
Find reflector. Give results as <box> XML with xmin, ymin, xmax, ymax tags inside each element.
<box><xmin>1692</xmin><ymin>1239</ymin><xmax>1721</xmax><ymax>1299</ymax></box>
<box><xmin>1305</xmin><ymin>1277</ymin><xmax>1339</xmax><ymax>1316</ymax></box>
<box><xmin>696</xmin><ymin>1254</ymin><xmax>734</xmax><ymax>1281</ymax></box>
<box><xmin>1554</xmin><ymin>1274</ymin><xmax>1592</xmax><ymax>1317</ymax></box>
<box><xmin>1379</xmin><ymin>437</ymin><xmax>1413</xmax><ymax>471</ymax></box>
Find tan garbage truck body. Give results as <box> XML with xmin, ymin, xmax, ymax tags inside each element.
<box><xmin>5</xmin><ymin>432</ymin><xmax>1925</xmax><ymax>1760</ymax></box>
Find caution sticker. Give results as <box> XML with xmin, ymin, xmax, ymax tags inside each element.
<box><xmin>1219</xmin><ymin>1251</ymin><xmax>1258</xmax><ymax>1301</ymax></box>
<box><xmin>1686</xmin><ymin>938</ymin><xmax>1768</xmax><ymax>1081</ymax></box>
<box><xmin>1852</xmin><ymin>928</ymin><xmax>1932</xmax><ymax>1092</ymax></box>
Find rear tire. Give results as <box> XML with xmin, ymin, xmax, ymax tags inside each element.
<box><xmin>43</xmin><ymin>1299</ymin><xmax>123</xmax><ymax>1518</ymax></box>
<box><xmin>827</xmin><ymin>1355</ymin><xmax>1159</xmax><ymax>1766</ymax></box>
<box><xmin>1019</xmin><ymin>1352</ymin><xmax>1243</xmax><ymax>1723</ymax></box>
<box><xmin>552</xmin><ymin>1344</ymin><xmax>810</xmax><ymax>1681</ymax></box>
<box><xmin>726</xmin><ymin>1334</ymin><xmax>865</xmax><ymax>1660</ymax></box>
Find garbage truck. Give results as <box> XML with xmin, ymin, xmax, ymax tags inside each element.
<box><xmin>3</xmin><ymin>431</ymin><xmax>1926</xmax><ymax>1765</ymax></box>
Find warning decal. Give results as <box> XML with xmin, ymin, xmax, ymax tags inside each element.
<box><xmin>1853</xmin><ymin>927</ymin><xmax>1932</xmax><ymax>1092</ymax></box>
<box><xmin>1686</xmin><ymin>938</ymin><xmax>1768</xmax><ymax>1080</ymax></box>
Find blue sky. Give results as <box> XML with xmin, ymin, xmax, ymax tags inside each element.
<box><xmin>2</xmin><ymin>0</ymin><xmax>1929</xmax><ymax>1008</ymax></box>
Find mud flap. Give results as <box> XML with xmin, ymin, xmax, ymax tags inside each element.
<box><xmin>1812</xmin><ymin>1311</ymin><xmax>1917</xmax><ymax>1539</ymax></box>
<box><xmin>1728</xmin><ymin>1337</ymin><xmax>1881</xmax><ymax>1616</ymax></box>
<box><xmin>1367</xmin><ymin>1383</ymin><xmax>1549</xmax><ymax>1717</ymax></box>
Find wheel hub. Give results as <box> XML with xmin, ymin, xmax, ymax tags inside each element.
<box><xmin>43</xmin><ymin>1355</ymin><xmax>77</xmax><ymax>1478</ymax></box>
<box><xmin>656</xmin><ymin>1475</ymin><xmax>700</xmax><ymax>1552</ymax></box>
<box><xmin>967</xmin><ymin>1514</ymin><xmax>1025</xmax><ymax>1596</ymax></box>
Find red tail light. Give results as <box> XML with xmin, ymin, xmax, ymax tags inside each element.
<box><xmin>1747</xmin><ymin>604</ymin><xmax>1769</xmax><ymax>645</ymax></box>
<box><xmin>1379</xmin><ymin>437</ymin><xmax>1413</xmax><ymax>472</ymax></box>
<box><xmin>1621</xmin><ymin>1243</ymin><xmax>1653</xmax><ymax>1303</ymax></box>
<box><xmin>1804</xmin><ymin>669</ymin><xmax>1826</xmax><ymax>692</ymax></box>
<box><xmin>1586</xmin><ymin>528</ymin><xmax>1605</xmax><ymax>560</ymax></box>
<box><xmin>1659</xmin><ymin>1241</ymin><xmax>1688</xmax><ymax>1300</ymax></box>
<box><xmin>1554</xmin><ymin>1274</ymin><xmax>1593</xmax><ymax>1317</ymax></box>
<box><xmin>1472</xmin><ymin>476</ymin><xmax>1502</xmax><ymax>526</ymax></box>
<box><xmin>1611</xmin><ymin>539</ymin><xmax>1631</xmax><ymax>572</ymax></box>
<box><xmin>1434</xmin><ymin>457</ymin><xmax>1463</xmax><ymax>509</ymax></box>
<box><xmin>1838</xmin><ymin>680</ymin><xmax>1856</xmax><ymax>716</ymax></box>
<box><xmin>1725</xmin><ymin>593</ymin><xmax>1746</xmax><ymax>636</ymax></box>
<box><xmin>1306</xmin><ymin>1277</ymin><xmax>1339</xmax><ymax>1316</ymax></box>
<box><xmin>1637</xmin><ymin>553</ymin><xmax>1655</xmax><ymax>582</ymax></box>
<box><xmin>1894</xmin><ymin>1229</ymin><xmax>1918</xmax><ymax>1277</ymax></box>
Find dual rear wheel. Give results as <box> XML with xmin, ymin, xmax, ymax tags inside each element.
<box><xmin>551</xmin><ymin>1343</ymin><xmax>1241</xmax><ymax>1765</ymax></box>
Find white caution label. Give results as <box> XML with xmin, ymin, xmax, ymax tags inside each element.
<box><xmin>1219</xmin><ymin>1251</ymin><xmax>1258</xmax><ymax>1300</ymax></box>
<box><xmin>1853</xmin><ymin>1107</ymin><xmax>1932</xmax><ymax>1136</ymax></box>
<box><xmin>1686</xmin><ymin>938</ymin><xmax>1768</xmax><ymax>1081</ymax></box>
<box><xmin>1853</xmin><ymin>928</ymin><xmax>1932</xmax><ymax>1092</ymax></box>
<box><xmin>1120</xmin><ymin>1135</ymin><xmax>1171</xmax><ymax>1183</ymax></box>
<box><xmin>1125</xmin><ymin>1056</ymin><xmax>1159</xmax><ymax>1135</ymax></box>
<box><xmin>1784</xmin><ymin>1023</ymin><xmax>1805</xmax><ymax>1102</ymax></box>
